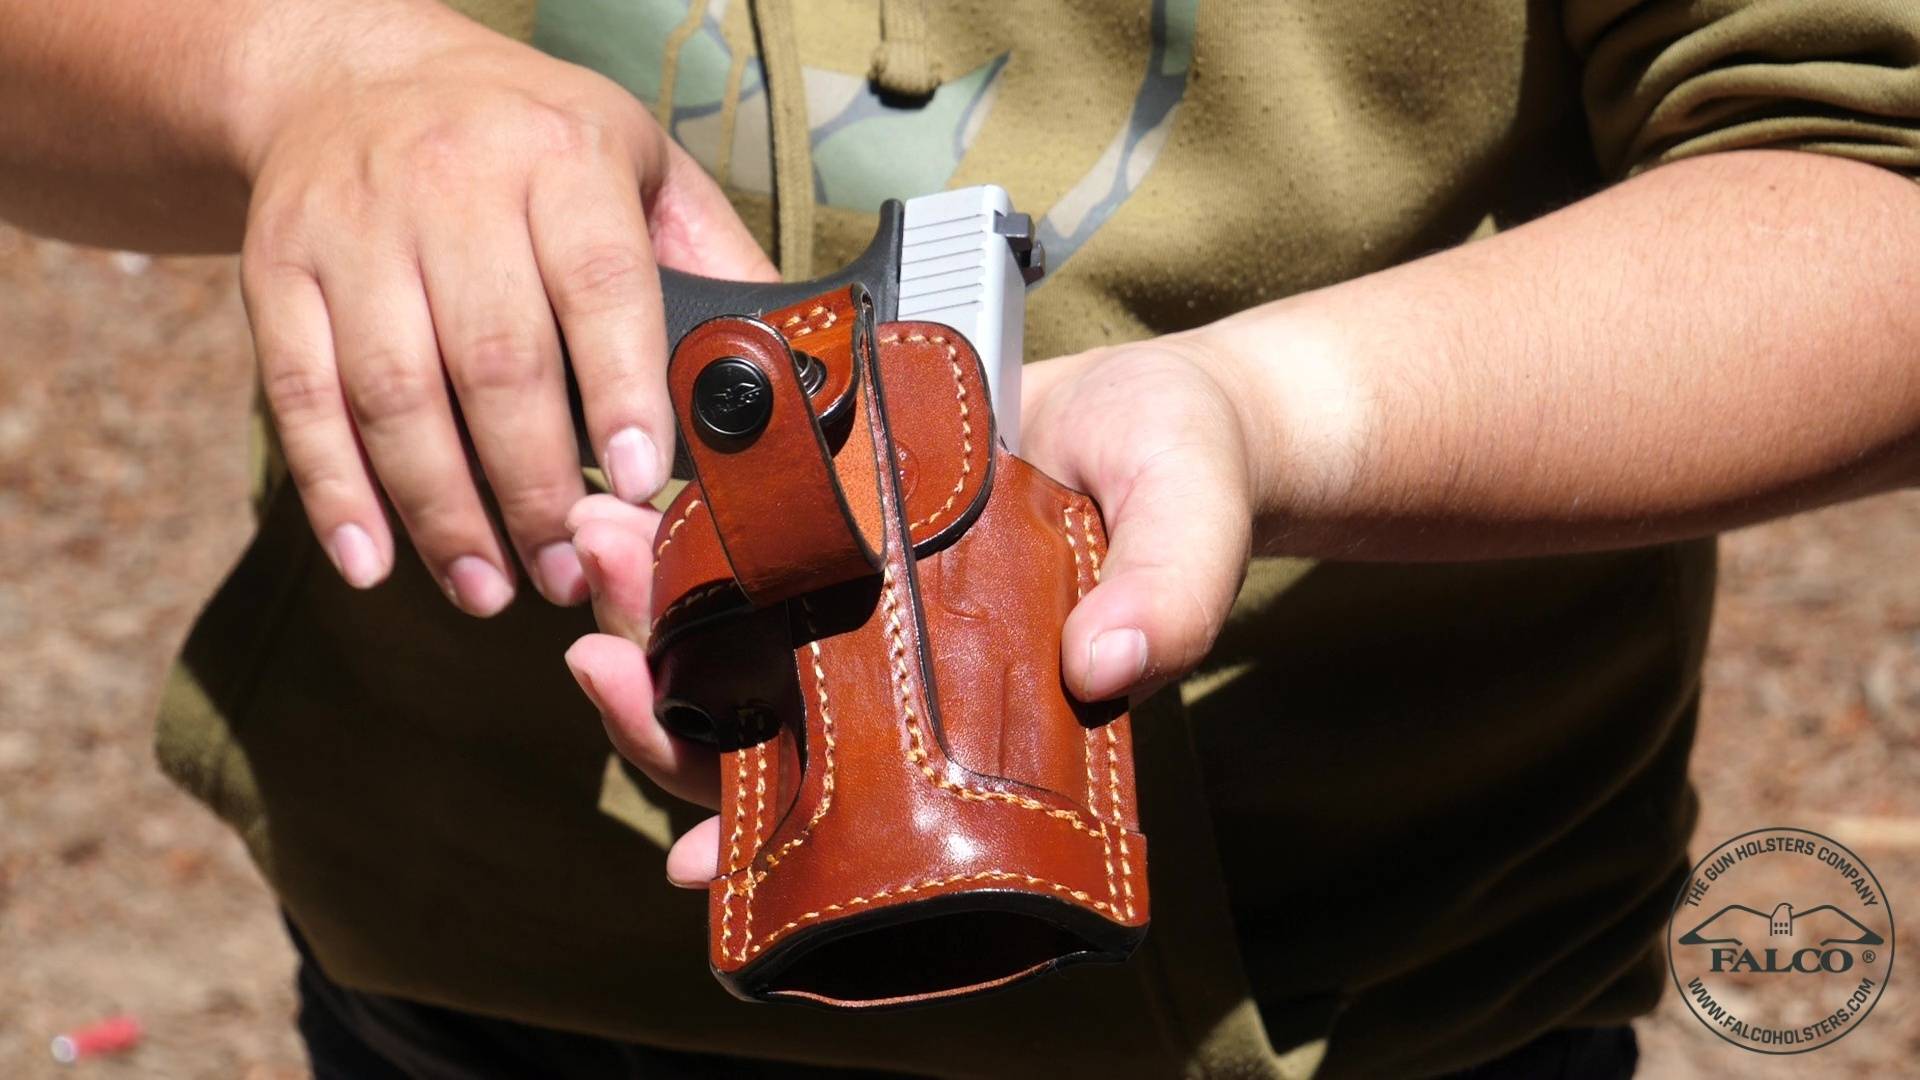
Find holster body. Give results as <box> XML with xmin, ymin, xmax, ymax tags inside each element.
<box><xmin>647</xmin><ymin>287</ymin><xmax>1149</xmax><ymax>1008</ymax></box>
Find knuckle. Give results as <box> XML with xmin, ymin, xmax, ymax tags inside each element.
<box><xmin>239</xmin><ymin>250</ymin><xmax>309</xmax><ymax>306</ymax></box>
<box><xmin>554</xmin><ymin>244</ymin><xmax>649</xmax><ymax>315</ymax></box>
<box><xmin>286</xmin><ymin>469</ymin><xmax>363</xmax><ymax>516</ymax></box>
<box><xmin>452</xmin><ymin>329</ymin><xmax>552</xmax><ymax>393</ymax></box>
<box><xmin>492</xmin><ymin>471</ymin><xmax>580</xmax><ymax>525</ymax></box>
<box><xmin>344</xmin><ymin>356</ymin><xmax>438</xmax><ymax>425</ymax></box>
<box><xmin>531</xmin><ymin>101</ymin><xmax>609</xmax><ymax>158</ymax></box>
<box><xmin>241</xmin><ymin>219</ymin><xmax>303</xmax><ymax>279</ymax></box>
<box><xmin>404</xmin><ymin>497</ymin><xmax>487</xmax><ymax>558</ymax></box>
<box><xmin>406</xmin><ymin>122</ymin><xmax>468</xmax><ymax>181</ymax></box>
<box><xmin>262</xmin><ymin>365</ymin><xmax>341</xmax><ymax>421</ymax></box>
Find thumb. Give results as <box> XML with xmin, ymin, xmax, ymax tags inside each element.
<box><xmin>1058</xmin><ymin>437</ymin><xmax>1252</xmax><ymax>703</ymax></box>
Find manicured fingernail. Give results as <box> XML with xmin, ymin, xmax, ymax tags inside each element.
<box><xmin>325</xmin><ymin>523</ymin><xmax>383</xmax><ymax>589</ymax></box>
<box><xmin>1084</xmin><ymin>628</ymin><xmax>1148</xmax><ymax>700</ymax></box>
<box><xmin>534</xmin><ymin>541</ymin><xmax>587</xmax><ymax>605</ymax></box>
<box><xmin>443</xmin><ymin>555</ymin><xmax>514</xmax><ymax>617</ymax></box>
<box><xmin>605</xmin><ymin>427</ymin><xmax>660</xmax><ymax>504</ymax></box>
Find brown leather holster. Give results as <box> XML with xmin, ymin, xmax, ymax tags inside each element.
<box><xmin>646</xmin><ymin>286</ymin><xmax>1149</xmax><ymax>1008</ymax></box>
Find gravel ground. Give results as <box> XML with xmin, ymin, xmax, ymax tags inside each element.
<box><xmin>2</xmin><ymin>230</ymin><xmax>1916</xmax><ymax>1078</ymax></box>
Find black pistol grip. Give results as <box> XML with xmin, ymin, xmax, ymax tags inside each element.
<box><xmin>570</xmin><ymin>200</ymin><xmax>904</xmax><ymax>472</ymax></box>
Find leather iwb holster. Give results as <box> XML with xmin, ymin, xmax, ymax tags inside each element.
<box><xmin>646</xmin><ymin>284</ymin><xmax>1150</xmax><ymax>1008</ymax></box>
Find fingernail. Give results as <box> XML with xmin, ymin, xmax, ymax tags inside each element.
<box><xmin>325</xmin><ymin>523</ymin><xmax>383</xmax><ymax>589</ymax></box>
<box><xmin>534</xmin><ymin>541</ymin><xmax>588</xmax><ymax>605</ymax></box>
<box><xmin>1084</xmin><ymin>628</ymin><xmax>1148</xmax><ymax>700</ymax></box>
<box><xmin>443</xmin><ymin>555</ymin><xmax>515</xmax><ymax>617</ymax></box>
<box><xmin>574</xmin><ymin>537</ymin><xmax>607</xmax><ymax>595</ymax></box>
<box><xmin>565</xmin><ymin>653</ymin><xmax>605</xmax><ymax>711</ymax></box>
<box><xmin>605</xmin><ymin>427</ymin><xmax>660</xmax><ymax>504</ymax></box>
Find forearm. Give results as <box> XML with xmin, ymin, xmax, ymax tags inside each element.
<box><xmin>1226</xmin><ymin>149</ymin><xmax>1920</xmax><ymax>560</ymax></box>
<box><xmin>0</xmin><ymin>0</ymin><xmax>473</xmax><ymax>252</ymax></box>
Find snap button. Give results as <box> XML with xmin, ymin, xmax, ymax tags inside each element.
<box><xmin>693</xmin><ymin>357</ymin><xmax>773</xmax><ymax>441</ymax></box>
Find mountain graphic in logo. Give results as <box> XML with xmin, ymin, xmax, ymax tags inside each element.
<box><xmin>1678</xmin><ymin>902</ymin><xmax>1885</xmax><ymax>948</ymax></box>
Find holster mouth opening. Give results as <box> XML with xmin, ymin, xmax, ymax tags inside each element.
<box><xmin>733</xmin><ymin>889</ymin><xmax>1144</xmax><ymax>1010</ymax></box>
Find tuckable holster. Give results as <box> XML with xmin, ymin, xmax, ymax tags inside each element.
<box><xmin>646</xmin><ymin>285</ymin><xmax>1150</xmax><ymax>1008</ymax></box>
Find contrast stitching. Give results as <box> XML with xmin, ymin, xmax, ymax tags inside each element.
<box><xmin>1068</xmin><ymin>507</ymin><xmax>1119</xmax><ymax>914</ymax></box>
<box><xmin>1086</xmin><ymin>729</ymin><xmax>1114</xmax><ymax>913</ymax></box>
<box><xmin>746</xmin><ymin>870</ymin><xmax>1114</xmax><ymax>957</ymax></box>
<box><xmin>738</xmin><ymin>742</ymin><xmax>768</xmax><ymax>959</ymax></box>
<box><xmin>654</xmin><ymin>498</ymin><xmax>704</xmax><ymax>559</ymax></box>
<box><xmin>1108</xmin><ymin>722</ymin><xmax>1135</xmax><ymax>920</ymax></box>
<box><xmin>649</xmin><ymin>580</ymin><xmax>735</xmax><ymax>635</ymax></box>
<box><xmin>717</xmin><ymin>733</ymin><xmax>750</xmax><ymax>959</ymax></box>
<box><xmin>755</xmin><ymin>607</ymin><xmax>837</xmax><ymax>877</ymax></box>
<box><xmin>1081</xmin><ymin>505</ymin><xmax>1103</xmax><ymax>582</ymax></box>
<box><xmin>781</xmin><ymin>304</ymin><xmax>838</xmax><ymax>338</ymax></box>
<box><xmin>1081</xmin><ymin>505</ymin><xmax>1136</xmax><ymax>920</ymax></box>
<box><xmin>880</xmin><ymin>333</ymin><xmax>974</xmax><ymax>531</ymax></box>
<box><xmin>883</xmin><ymin>563</ymin><xmax>1098</xmax><ymax>832</ymax></box>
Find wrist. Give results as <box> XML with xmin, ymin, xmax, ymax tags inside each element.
<box><xmin>1196</xmin><ymin>299</ymin><xmax>1377</xmax><ymax>552</ymax></box>
<box><xmin>218</xmin><ymin>0</ymin><xmax>486</xmax><ymax>180</ymax></box>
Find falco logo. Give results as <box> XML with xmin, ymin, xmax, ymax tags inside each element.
<box><xmin>1668</xmin><ymin>828</ymin><xmax>1894</xmax><ymax>1054</ymax></box>
<box><xmin>1678</xmin><ymin>901</ymin><xmax>1885</xmax><ymax>975</ymax></box>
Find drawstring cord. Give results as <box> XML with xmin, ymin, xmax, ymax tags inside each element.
<box><xmin>746</xmin><ymin>0</ymin><xmax>947</xmax><ymax>278</ymax></box>
<box><xmin>869</xmin><ymin>0</ymin><xmax>941</xmax><ymax>99</ymax></box>
<box><xmin>747</xmin><ymin>0</ymin><xmax>815</xmax><ymax>280</ymax></box>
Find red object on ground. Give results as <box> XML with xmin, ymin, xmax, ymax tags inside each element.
<box><xmin>49</xmin><ymin>1015</ymin><xmax>142</xmax><ymax>1064</ymax></box>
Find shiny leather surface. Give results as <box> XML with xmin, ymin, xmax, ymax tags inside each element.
<box><xmin>649</xmin><ymin>289</ymin><xmax>1149</xmax><ymax>1008</ymax></box>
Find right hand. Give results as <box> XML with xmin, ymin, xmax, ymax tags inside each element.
<box><xmin>237</xmin><ymin>2</ymin><xmax>775</xmax><ymax>615</ymax></box>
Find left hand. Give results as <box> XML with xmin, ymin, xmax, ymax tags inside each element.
<box><xmin>563</xmin><ymin>330</ymin><xmax>1259</xmax><ymax>885</ymax></box>
<box><xmin>1016</xmin><ymin>333</ymin><xmax>1257</xmax><ymax>701</ymax></box>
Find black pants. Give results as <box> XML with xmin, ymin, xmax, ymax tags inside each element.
<box><xmin>292</xmin><ymin>925</ymin><xmax>1636</xmax><ymax>1079</ymax></box>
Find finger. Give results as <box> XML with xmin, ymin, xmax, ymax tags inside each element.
<box><xmin>419</xmin><ymin>203</ymin><xmax>590</xmax><ymax>606</ymax></box>
<box><xmin>666</xmin><ymin>815</ymin><xmax>723</xmax><ymax>888</ymax></box>
<box><xmin>565</xmin><ymin>491</ymin><xmax>661</xmax><ymax>535</ymax></box>
<box><xmin>566</xmin><ymin>633</ymin><xmax>721</xmax><ymax>809</ymax></box>
<box><xmin>243</xmin><ymin>253</ymin><xmax>393</xmax><ymax>589</ymax></box>
<box><xmin>572</xmin><ymin>513</ymin><xmax>661</xmax><ymax>644</ymax></box>
<box><xmin>527</xmin><ymin>158</ymin><xmax>674</xmax><ymax>508</ymax></box>
<box><xmin>318</xmin><ymin>245</ymin><xmax>517</xmax><ymax>617</ymax></box>
<box><xmin>648</xmin><ymin>141</ymin><xmax>779</xmax><ymax>283</ymax></box>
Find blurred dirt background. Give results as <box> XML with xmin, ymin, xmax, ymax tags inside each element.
<box><xmin>2</xmin><ymin>228</ymin><xmax>1917</xmax><ymax>1078</ymax></box>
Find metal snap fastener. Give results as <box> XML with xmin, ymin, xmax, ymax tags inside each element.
<box><xmin>693</xmin><ymin>357</ymin><xmax>773</xmax><ymax>440</ymax></box>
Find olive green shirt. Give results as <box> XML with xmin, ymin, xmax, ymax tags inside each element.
<box><xmin>159</xmin><ymin>1</ymin><xmax>1920</xmax><ymax>1076</ymax></box>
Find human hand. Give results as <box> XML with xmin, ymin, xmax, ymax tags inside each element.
<box><xmin>562</xmin><ymin>329</ymin><xmax>1259</xmax><ymax>885</ymax></box>
<box><xmin>1016</xmin><ymin>334</ymin><xmax>1257</xmax><ymax>701</ymax></box>
<box><xmin>237</xmin><ymin>2</ymin><xmax>774</xmax><ymax>615</ymax></box>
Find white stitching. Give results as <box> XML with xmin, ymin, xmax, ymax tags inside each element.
<box><xmin>879</xmin><ymin>333</ymin><xmax>974</xmax><ymax>532</ymax></box>
<box><xmin>1080</xmin><ymin>505</ymin><xmax>1136</xmax><ymax>920</ymax></box>
<box><xmin>717</xmin><ymin>734</ymin><xmax>750</xmax><ymax>958</ymax></box>
<box><xmin>1067</xmin><ymin>505</ymin><xmax>1120</xmax><ymax>915</ymax></box>
<box><xmin>649</xmin><ymin>580</ymin><xmax>735</xmax><ymax>635</ymax></box>
<box><xmin>754</xmin><ymin>602</ymin><xmax>837</xmax><ymax>876</ymax></box>
<box><xmin>883</xmin><ymin>564</ymin><xmax>1099</xmax><ymax>832</ymax></box>
<box><xmin>781</xmin><ymin>304</ymin><xmax>838</xmax><ymax>338</ymax></box>
<box><xmin>737</xmin><ymin>742</ymin><xmax>768</xmax><ymax>959</ymax></box>
<box><xmin>747</xmin><ymin>870</ymin><xmax>1114</xmax><ymax>957</ymax></box>
<box><xmin>654</xmin><ymin>498</ymin><xmax>704</xmax><ymax>559</ymax></box>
